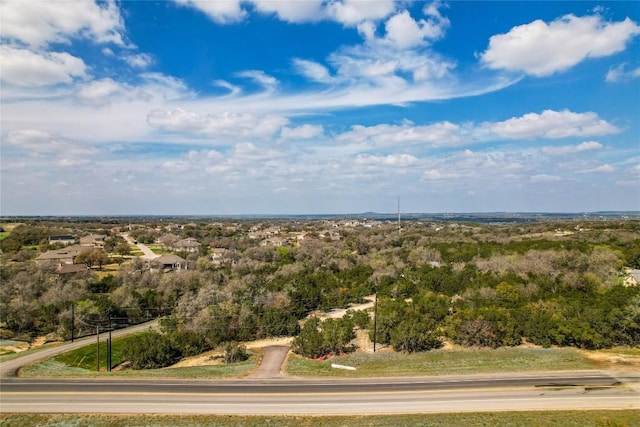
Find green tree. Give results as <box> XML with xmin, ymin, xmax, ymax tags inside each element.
<box><xmin>291</xmin><ymin>317</ymin><xmax>325</xmax><ymax>359</ymax></box>
<box><xmin>390</xmin><ymin>319</ymin><xmax>442</xmax><ymax>353</ymax></box>
<box><xmin>121</xmin><ymin>330</ymin><xmax>181</xmax><ymax>369</ymax></box>
<box><xmin>321</xmin><ymin>317</ymin><xmax>355</xmax><ymax>355</ymax></box>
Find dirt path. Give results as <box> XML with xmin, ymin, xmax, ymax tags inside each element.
<box><xmin>316</xmin><ymin>295</ymin><xmax>375</xmax><ymax>320</ymax></box>
<box><xmin>246</xmin><ymin>346</ymin><xmax>289</xmax><ymax>379</ymax></box>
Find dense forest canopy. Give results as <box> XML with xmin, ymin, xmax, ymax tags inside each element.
<box><xmin>1</xmin><ymin>216</ymin><xmax>639</xmax><ymax>367</ymax></box>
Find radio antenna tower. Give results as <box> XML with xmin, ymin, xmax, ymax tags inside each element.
<box><xmin>397</xmin><ymin>195</ymin><xmax>401</xmax><ymax>236</ymax></box>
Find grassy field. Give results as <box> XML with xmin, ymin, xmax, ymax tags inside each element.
<box><xmin>146</xmin><ymin>243</ymin><xmax>171</xmax><ymax>254</ymax></box>
<box><xmin>0</xmin><ymin>222</ymin><xmax>22</xmax><ymax>241</ymax></box>
<box><xmin>1</xmin><ymin>410</ymin><xmax>638</xmax><ymax>427</ymax></box>
<box><xmin>285</xmin><ymin>347</ymin><xmax>598</xmax><ymax>378</ymax></box>
<box><xmin>52</xmin><ymin>334</ymin><xmax>132</xmax><ymax>371</ymax></box>
<box><xmin>21</xmin><ymin>357</ymin><xmax>258</xmax><ymax>379</ymax></box>
<box><xmin>128</xmin><ymin>246</ymin><xmax>144</xmax><ymax>256</ymax></box>
<box><xmin>20</xmin><ymin>336</ymin><xmax>259</xmax><ymax>379</ymax></box>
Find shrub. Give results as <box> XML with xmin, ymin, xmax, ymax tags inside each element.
<box><xmin>121</xmin><ymin>330</ymin><xmax>181</xmax><ymax>369</ymax></box>
<box><xmin>223</xmin><ymin>342</ymin><xmax>249</xmax><ymax>363</ymax></box>
<box><xmin>390</xmin><ymin>319</ymin><xmax>443</xmax><ymax>353</ymax></box>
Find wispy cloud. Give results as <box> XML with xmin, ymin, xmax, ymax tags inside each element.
<box><xmin>606</xmin><ymin>63</ymin><xmax>640</xmax><ymax>82</ymax></box>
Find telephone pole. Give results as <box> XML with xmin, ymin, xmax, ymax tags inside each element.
<box><xmin>373</xmin><ymin>293</ymin><xmax>378</xmax><ymax>352</ymax></box>
<box><xmin>70</xmin><ymin>303</ymin><xmax>75</xmax><ymax>342</ymax></box>
<box><xmin>397</xmin><ymin>196</ymin><xmax>401</xmax><ymax>237</ymax></box>
<box><xmin>96</xmin><ymin>326</ymin><xmax>100</xmax><ymax>372</ymax></box>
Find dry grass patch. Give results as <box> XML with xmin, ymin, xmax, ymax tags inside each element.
<box><xmin>2</xmin><ymin>410</ymin><xmax>639</xmax><ymax>427</ymax></box>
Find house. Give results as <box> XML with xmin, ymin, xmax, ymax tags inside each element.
<box><xmin>623</xmin><ymin>269</ymin><xmax>640</xmax><ymax>287</ymax></box>
<box><xmin>49</xmin><ymin>235</ymin><xmax>75</xmax><ymax>245</ymax></box>
<box><xmin>35</xmin><ymin>244</ymin><xmax>87</xmax><ymax>265</ymax></box>
<box><xmin>260</xmin><ymin>237</ymin><xmax>288</xmax><ymax>247</ymax></box>
<box><xmin>210</xmin><ymin>247</ymin><xmax>238</xmax><ymax>267</ymax></box>
<box><xmin>55</xmin><ymin>263</ymin><xmax>89</xmax><ymax>275</ymax></box>
<box><xmin>210</xmin><ymin>247</ymin><xmax>228</xmax><ymax>264</ymax></box>
<box><xmin>157</xmin><ymin>233</ymin><xmax>180</xmax><ymax>247</ymax></box>
<box><xmin>79</xmin><ymin>234</ymin><xmax>106</xmax><ymax>248</ymax></box>
<box><xmin>172</xmin><ymin>238</ymin><xmax>200</xmax><ymax>253</ymax></box>
<box><xmin>149</xmin><ymin>254</ymin><xmax>187</xmax><ymax>272</ymax></box>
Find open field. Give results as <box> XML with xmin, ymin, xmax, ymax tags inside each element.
<box><xmin>2</xmin><ymin>410</ymin><xmax>639</xmax><ymax>427</ymax></box>
<box><xmin>285</xmin><ymin>347</ymin><xmax>600</xmax><ymax>378</ymax></box>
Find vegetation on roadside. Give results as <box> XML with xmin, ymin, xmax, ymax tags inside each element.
<box><xmin>285</xmin><ymin>347</ymin><xmax>598</xmax><ymax>377</ymax></box>
<box><xmin>2</xmin><ymin>410</ymin><xmax>639</xmax><ymax>427</ymax></box>
<box><xmin>21</xmin><ymin>356</ymin><xmax>257</xmax><ymax>378</ymax></box>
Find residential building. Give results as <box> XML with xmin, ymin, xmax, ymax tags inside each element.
<box><xmin>149</xmin><ymin>254</ymin><xmax>187</xmax><ymax>272</ymax></box>
<box><xmin>79</xmin><ymin>234</ymin><xmax>106</xmax><ymax>247</ymax></box>
<box><xmin>623</xmin><ymin>269</ymin><xmax>640</xmax><ymax>287</ymax></box>
<box><xmin>49</xmin><ymin>235</ymin><xmax>75</xmax><ymax>245</ymax></box>
<box><xmin>35</xmin><ymin>244</ymin><xmax>86</xmax><ymax>265</ymax></box>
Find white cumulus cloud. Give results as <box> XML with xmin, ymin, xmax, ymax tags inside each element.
<box><xmin>541</xmin><ymin>141</ymin><xmax>603</xmax><ymax>155</ymax></box>
<box><xmin>4</xmin><ymin>129</ymin><xmax>96</xmax><ymax>158</ymax></box>
<box><xmin>338</xmin><ymin>121</ymin><xmax>463</xmax><ymax>147</ymax></box>
<box><xmin>0</xmin><ymin>46</ymin><xmax>86</xmax><ymax>86</ymax></box>
<box><xmin>251</xmin><ymin>0</ymin><xmax>324</xmax><ymax>23</ymax></box>
<box><xmin>487</xmin><ymin>110</ymin><xmax>619</xmax><ymax>139</ymax></box>
<box><xmin>76</xmin><ymin>78</ymin><xmax>125</xmax><ymax>101</ymax></box>
<box><xmin>281</xmin><ymin>124</ymin><xmax>324</xmax><ymax>139</ymax></box>
<box><xmin>122</xmin><ymin>53</ymin><xmax>154</xmax><ymax>69</ymax></box>
<box><xmin>355</xmin><ymin>153</ymin><xmax>419</xmax><ymax>167</ymax></box>
<box><xmin>0</xmin><ymin>0</ymin><xmax>126</xmax><ymax>48</ymax></box>
<box><xmin>480</xmin><ymin>13</ymin><xmax>640</xmax><ymax>76</ymax></box>
<box><xmin>147</xmin><ymin>109</ymin><xmax>289</xmax><ymax>138</ymax></box>
<box><xmin>325</xmin><ymin>0</ymin><xmax>396</xmax><ymax>27</ymax></box>
<box><xmin>173</xmin><ymin>0</ymin><xmax>246</xmax><ymax>24</ymax></box>
<box><xmin>383</xmin><ymin>4</ymin><xmax>449</xmax><ymax>49</ymax></box>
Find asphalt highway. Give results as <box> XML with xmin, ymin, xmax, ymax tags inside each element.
<box><xmin>1</xmin><ymin>324</ymin><xmax>639</xmax><ymax>415</ymax></box>
<box><xmin>2</xmin><ymin>372</ymin><xmax>639</xmax><ymax>415</ymax></box>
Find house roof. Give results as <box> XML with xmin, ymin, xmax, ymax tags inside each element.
<box><xmin>174</xmin><ymin>238</ymin><xmax>200</xmax><ymax>248</ymax></box>
<box><xmin>627</xmin><ymin>269</ymin><xmax>640</xmax><ymax>283</ymax></box>
<box><xmin>79</xmin><ymin>234</ymin><xmax>106</xmax><ymax>243</ymax></box>
<box><xmin>151</xmin><ymin>254</ymin><xmax>186</xmax><ymax>265</ymax></box>
<box><xmin>55</xmin><ymin>264</ymin><xmax>89</xmax><ymax>274</ymax></box>
<box><xmin>36</xmin><ymin>244</ymin><xmax>87</xmax><ymax>260</ymax></box>
<box><xmin>49</xmin><ymin>235</ymin><xmax>75</xmax><ymax>241</ymax></box>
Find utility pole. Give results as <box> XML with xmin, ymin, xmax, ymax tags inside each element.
<box><xmin>70</xmin><ymin>303</ymin><xmax>75</xmax><ymax>342</ymax></box>
<box><xmin>373</xmin><ymin>293</ymin><xmax>378</xmax><ymax>352</ymax></box>
<box><xmin>107</xmin><ymin>310</ymin><xmax>112</xmax><ymax>372</ymax></box>
<box><xmin>397</xmin><ymin>195</ymin><xmax>401</xmax><ymax>237</ymax></box>
<box><xmin>96</xmin><ymin>326</ymin><xmax>100</xmax><ymax>372</ymax></box>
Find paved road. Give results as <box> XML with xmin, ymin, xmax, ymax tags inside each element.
<box><xmin>247</xmin><ymin>346</ymin><xmax>289</xmax><ymax>379</ymax></box>
<box><xmin>2</xmin><ymin>324</ymin><xmax>639</xmax><ymax>415</ymax></box>
<box><xmin>0</xmin><ymin>320</ymin><xmax>159</xmax><ymax>378</ymax></box>
<box><xmin>121</xmin><ymin>233</ymin><xmax>158</xmax><ymax>259</ymax></box>
<box><xmin>2</xmin><ymin>373</ymin><xmax>638</xmax><ymax>414</ymax></box>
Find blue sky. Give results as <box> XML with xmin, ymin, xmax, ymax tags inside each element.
<box><xmin>1</xmin><ymin>1</ymin><xmax>639</xmax><ymax>215</ymax></box>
